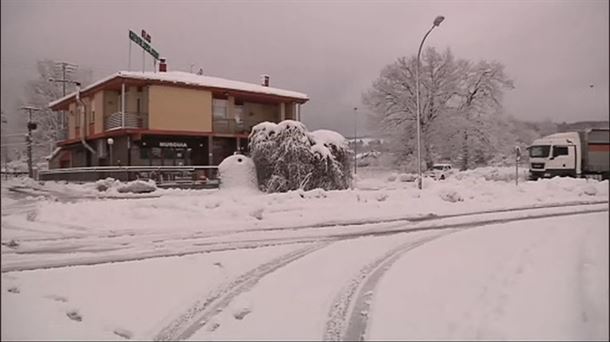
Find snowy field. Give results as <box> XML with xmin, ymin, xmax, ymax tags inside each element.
<box><xmin>1</xmin><ymin>166</ymin><xmax>608</xmax><ymax>340</ymax></box>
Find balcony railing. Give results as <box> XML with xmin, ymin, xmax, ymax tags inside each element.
<box><xmin>104</xmin><ymin>112</ymin><xmax>148</xmax><ymax>131</ymax></box>
<box><xmin>213</xmin><ymin>119</ymin><xmax>261</xmax><ymax>134</ymax></box>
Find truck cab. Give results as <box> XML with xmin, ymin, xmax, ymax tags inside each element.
<box><xmin>527</xmin><ymin>132</ymin><xmax>581</xmax><ymax>180</ymax></box>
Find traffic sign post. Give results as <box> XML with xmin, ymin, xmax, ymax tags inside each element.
<box><xmin>129</xmin><ymin>30</ymin><xmax>159</xmax><ymax>60</ymax></box>
<box><xmin>515</xmin><ymin>146</ymin><xmax>521</xmax><ymax>186</ymax></box>
<box><xmin>128</xmin><ymin>30</ymin><xmax>160</xmax><ymax>72</ymax></box>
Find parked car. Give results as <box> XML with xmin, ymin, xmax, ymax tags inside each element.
<box><xmin>427</xmin><ymin>163</ymin><xmax>454</xmax><ymax>180</ymax></box>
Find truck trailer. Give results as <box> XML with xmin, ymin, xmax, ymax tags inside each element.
<box><xmin>527</xmin><ymin>128</ymin><xmax>609</xmax><ymax>180</ymax></box>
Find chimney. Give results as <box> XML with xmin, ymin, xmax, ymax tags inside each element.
<box><xmin>159</xmin><ymin>57</ymin><xmax>167</xmax><ymax>72</ymax></box>
<box><xmin>261</xmin><ymin>74</ymin><xmax>269</xmax><ymax>87</ymax></box>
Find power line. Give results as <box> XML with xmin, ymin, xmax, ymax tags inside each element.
<box><xmin>1</xmin><ymin>142</ymin><xmax>47</xmax><ymax>147</ymax></box>
<box><xmin>2</xmin><ymin>133</ymin><xmax>28</xmax><ymax>137</ymax></box>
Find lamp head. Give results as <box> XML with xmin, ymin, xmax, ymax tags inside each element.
<box><xmin>433</xmin><ymin>16</ymin><xmax>445</xmax><ymax>27</ymax></box>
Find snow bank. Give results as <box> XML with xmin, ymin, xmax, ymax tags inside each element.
<box><xmin>94</xmin><ymin>178</ymin><xmax>157</xmax><ymax>194</ymax></box>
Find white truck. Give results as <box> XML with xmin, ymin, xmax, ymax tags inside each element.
<box><xmin>527</xmin><ymin>128</ymin><xmax>609</xmax><ymax>180</ymax></box>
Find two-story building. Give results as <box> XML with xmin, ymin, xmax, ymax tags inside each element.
<box><xmin>47</xmin><ymin>64</ymin><xmax>308</xmax><ymax>170</ymax></box>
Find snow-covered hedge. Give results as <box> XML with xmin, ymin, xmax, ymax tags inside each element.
<box><xmin>249</xmin><ymin>120</ymin><xmax>352</xmax><ymax>193</ymax></box>
<box><xmin>94</xmin><ymin>178</ymin><xmax>157</xmax><ymax>193</ymax></box>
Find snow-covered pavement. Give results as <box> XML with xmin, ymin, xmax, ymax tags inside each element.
<box><xmin>1</xmin><ymin>170</ymin><xmax>608</xmax><ymax>340</ymax></box>
<box><xmin>367</xmin><ymin>212</ymin><xmax>609</xmax><ymax>341</ymax></box>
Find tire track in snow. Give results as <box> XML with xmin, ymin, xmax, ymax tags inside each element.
<box><xmin>323</xmin><ymin>231</ymin><xmax>456</xmax><ymax>341</ymax></box>
<box><xmin>2</xmin><ymin>203</ymin><xmax>606</xmax><ymax>273</ymax></box>
<box><xmin>323</xmin><ymin>208</ymin><xmax>609</xmax><ymax>341</ymax></box>
<box><xmin>6</xmin><ymin>199</ymin><xmax>607</xmax><ymax>244</ymax></box>
<box><xmin>153</xmin><ymin>241</ymin><xmax>334</xmax><ymax>341</ymax></box>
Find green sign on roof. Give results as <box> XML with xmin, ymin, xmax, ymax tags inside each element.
<box><xmin>129</xmin><ymin>30</ymin><xmax>160</xmax><ymax>60</ymax></box>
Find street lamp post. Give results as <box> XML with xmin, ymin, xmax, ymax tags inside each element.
<box><xmin>107</xmin><ymin>138</ymin><xmax>114</xmax><ymax>166</ymax></box>
<box><xmin>415</xmin><ymin>15</ymin><xmax>445</xmax><ymax>190</ymax></box>
<box><xmin>353</xmin><ymin>106</ymin><xmax>358</xmax><ymax>175</ymax></box>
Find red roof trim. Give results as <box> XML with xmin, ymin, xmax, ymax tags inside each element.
<box><xmin>57</xmin><ymin>129</ymin><xmax>249</xmax><ymax>146</ymax></box>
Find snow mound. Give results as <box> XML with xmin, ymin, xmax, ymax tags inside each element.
<box><xmin>438</xmin><ymin>188</ymin><xmax>464</xmax><ymax>202</ymax></box>
<box><xmin>579</xmin><ymin>184</ymin><xmax>598</xmax><ymax>196</ymax></box>
<box><xmin>93</xmin><ymin>178</ymin><xmax>157</xmax><ymax>193</ymax></box>
<box><xmin>218</xmin><ymin>154</ymin><xmax>259</xmax><ymax>193</ymax></box>
<box><xmin>117</xmin><ymin>180</ymin><xmax>157</xmax><ymax>194</ymax></box>
<box><xmin>398</xmin><ymin>173</ymin><xmax>417</xmax><ymax>182</ymax></box>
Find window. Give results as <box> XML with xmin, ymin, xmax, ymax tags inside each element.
<box><xmin>234</xmin><ymin>104</ymin><xmax>244</xmax><ymax>123</ymax></box>
<box><xmin>90</xmin><ymin>101</ymin><xmax>96</xmax><ymax>122</ymax></box>
<box><xmin>75</xmin><ymin>109</ymin><xmax>80</xmax><ymax>127</ymax></box>
<box><xmin>213</xmin><ymin>99</ymin><xmax>228</xmax><ymax>119</ymax></box>
<box><xmin>151</xmin><ymin>147</ymin><xmax>162</xmax><ymax>159</ymax></box>
<box><xmin>529</xmin><ymin>145</ymin><xmax>550</xmax><ymax>158</ymax></box>
<box><xmin>137</xmin><ymin>98</ymin><xmax>141</xmax><ymax>114</ymax></box>
<box><xmin>552</xmin><ymin>146</ymin><xmax>569</xmax><ymax>157</ymax></box>
<box><xmin>140</xmin><ymin>147</ymin><xmax>149</xmax><ymax>159</ymax></box>
<box><xmin>163</xmin><ymin>148</ymin><xmax>176</xmax><ymax>159</ymax></box>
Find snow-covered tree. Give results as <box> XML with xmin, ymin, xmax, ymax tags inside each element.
<box><xmin>248</xmin><ymin>121</ymin><xmax>352</xmax><ymax>193</ymax></box>
<box><xmin>24</xmin><ymin>60</ymin><xmax>92</xmax><ymax>162</ymax></box>
<box><xmin>363</xmin><ymin>47</ymin><xmax>514</xmax><ymax>171</ymax></box>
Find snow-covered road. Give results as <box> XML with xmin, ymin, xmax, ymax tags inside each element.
<box><xmin>367</xmin><ymin>211</ymin><xmax>609</xmax><ymax>341</ymax></box>
<box><xmin>2</xmin><ymin>211</ymin><xmax>607</xmax><ymax>341</ymax></box>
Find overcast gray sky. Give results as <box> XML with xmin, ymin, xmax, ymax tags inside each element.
<box><xmin>2</xmin><ymin>0</ymin><xmax>608</xmax><ymax>136</ymax></box>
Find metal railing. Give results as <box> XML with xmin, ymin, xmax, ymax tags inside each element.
<box><xmin>38</xmin><ymin>165</ymin><xmax>219</xmax><ymax>187</ymax></box>
<box><xmin>213</xmin><ymin>119</ymin><xmax>260</xmax><ymax>134</ymax></box>
<box><xmin>104</xmin><ymin>112</ymin><xmax>149</xmax><ymax>131</ymax></box>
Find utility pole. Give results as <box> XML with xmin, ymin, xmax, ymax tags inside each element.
<box><xmin>50</xmin><ymin>62</ymin><xmax>78</xmax><ymax>141</ymax></box>
<box><xmin>1</xmin><ymin>111</ymin><xmax>7</xmax><ymax>178</ymax></box>
<box><xmin>21</xmin><ymin>106</ymin><xmax>40</xmax><ymax>179</ymax></box>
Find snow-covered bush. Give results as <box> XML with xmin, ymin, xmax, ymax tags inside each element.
<box><xmin>93</xmin><ymin>178</ymin><xmax>157</xmax><ymax>193</ymax></box>
<box><xmin>249</xmin><ymin>121</ymin><xmax>352</xmax><ymax>193</ymax></box>
<box><xmin>116</xmin><ymin>179</ymin><xmax>157</xmax><ymax>193</ymax></box>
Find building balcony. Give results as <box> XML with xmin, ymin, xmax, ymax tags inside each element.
<box><xmin>213</xmin><ymin>119</ymin><xmax>262</xmax><ymax>134</ymax></box>
<box><xmin>104</xmin><ymin>112</ymin><xmax>149</xmax><ymax>131</ymax></box>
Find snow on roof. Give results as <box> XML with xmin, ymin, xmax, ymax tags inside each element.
<box><xmin>531</xmin><ymin>132</ymin><xmax>580</xmax><ymax>146</ymax></box>
<box><xmin>49</xmin><ymin>71</ymin><xmax>309</xmax><ymax>108</ymax></box>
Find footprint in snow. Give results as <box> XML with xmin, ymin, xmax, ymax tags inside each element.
<box><xmin>113</xmin><ymin>328</ymin><xmax>133</xmax><ymax>339</ymax></box>
<box><xmin>206</xmin><ymin>322</ymin><xmax>220</xmax><ymax>332</ymax></box>
<box><xmin>66</xmin><ymin>310</ymin><xmax>82</xmax><ymax>322</ymax></box>
<box><xmin>45</xmin><ymin>294</ymin><xmax>68</xmax><ymax>302</ymax></box>
<box><xmin>233</xmin><ymin>307</ymin><xmax>252</xmax><ymax>320</ymax></box>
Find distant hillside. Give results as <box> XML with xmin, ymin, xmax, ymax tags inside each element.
<box><xmin>556</xmin><ymin>121</ymin><xmax>609</xmax><ymax>132</ymax></box>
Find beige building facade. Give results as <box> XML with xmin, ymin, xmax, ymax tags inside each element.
<box><xmin>48</xmin><ymin>70</ymin><xmax>308</xmax><ymax>170</ymax></box>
